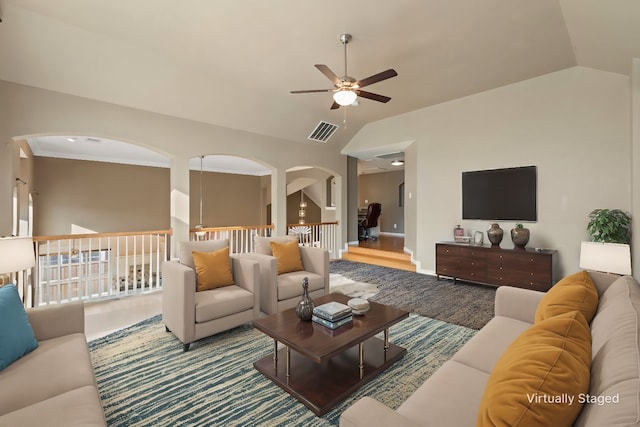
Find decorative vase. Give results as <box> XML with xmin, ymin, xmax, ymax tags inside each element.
<box><xmin>295</xmin><ymin>277</ymin><xmax>315</xmax><ymax>321</ymax></box>
<box><xmin>511</xmin><ymin>226</ymin><xmax>530</xmax><ymax>249</ymax></box>
<box><xmin>487</xmin><ymin>223</ymin><xmax>504</xmax><ymax>247</ymax></box>
<box><xmin>454</xmin><ymin>224</ymin><xmax>464</xmax><ymax>239</ymax></box>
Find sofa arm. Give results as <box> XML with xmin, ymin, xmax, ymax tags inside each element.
<box><xmin>300</xmin><ymin>246</ymin><xmax>330</xmax><ymax>293</ymax></box>
<box><xmin>494</xmin><ymin>285</ymin><xmax>545</xmax><ymax>323</ymax></box>
<box><xmin>340</xmin><ymin>397</ymin><xmax>422</xmax><ymax>427</ymax></box>
<box><xmin>230</xmin><ymin>255</ymin><xmax>260</xmax><ymax>316</ymax></box>
<box><xmin>27</xmin><ymin>301</ymin><xmax>85</xmax><ymax>341</ymax></box>
<box><xmin>236</xmin><ymin>253</ymin><xmax>278</xmax><ymax>314</ymax></box>
<box><xmin>161</xmin><ymin>260</ymin><xmax>196</xmax><ymax>343</ymax></box>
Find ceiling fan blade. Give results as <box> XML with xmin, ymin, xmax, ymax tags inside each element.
<box><xmin>356</xmin><ymin>90</ymin><xmax>391</xmax><ymax>103</ymax></box>
<box><xmin>330</xmin><ymin>101</ymin><xmax>340</xmax><ymax>110</ymax></box>
<box><xmin>290</xmin><ymin>89</ymin><xmax>333</xmax><ymax>94</ymax></box>
<box><xmin>356</xmin><ymin>69</ymin><xmax>398</xmax><ymax>89</ymax></box>
<box><xmin>315</xmin><ymin>64</ymin><xmax>341</xmax><ymax>86</ymax></box>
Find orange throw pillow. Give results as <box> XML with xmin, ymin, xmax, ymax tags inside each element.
<box><xmin>477</xmin><ymin>310</ymin><xmax>591</xmax><ymax>427</ymax></box>
<box><xmin>535</xmin><ymin>270</ymin><xmax>598</xmax><ymax>324</ymax></box>
<box><xmin>270</xmin><ymin>240</ymin><xmax>304</xmax><ymax>274</ymax></box>
<box><xmin>192</xmin><ymin>247</ymin><xmax>235</xmax><ymax>291</ymax></box>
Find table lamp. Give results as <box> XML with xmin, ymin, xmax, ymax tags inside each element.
<box><xmin>0</xmin><ymin>237</ymin><xmax>36</xmax><ymax>303</ymax></box>
<box><xmin>579</xmin><ymin>241</ymin><xmax>631</xmax><ymax>275</ymax></box>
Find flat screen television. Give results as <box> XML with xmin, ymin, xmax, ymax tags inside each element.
<box><xmin>462</xmin><ymin>166</ymin><xmax>537</xmax><ymax>221</ymax></box>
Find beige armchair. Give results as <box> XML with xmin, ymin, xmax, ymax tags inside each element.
<box><xmin>162</xmin><ymin>239</ymin><xmax>260</xmax><ymax>351</ymax></box>
<box><xmin>242</xmin><ymin>235</ymin><xmax>329</xmax><ymax>315</ymax></box>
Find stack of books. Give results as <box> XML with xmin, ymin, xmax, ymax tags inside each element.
<box><xmin>312</xmin><ymin>301</ymin><xmax>353</xmax><ymax>330</ymax></box>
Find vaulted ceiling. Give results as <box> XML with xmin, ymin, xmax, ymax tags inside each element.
<box><xmin>1</xmin><ymin>1</ymin><xmax>639</xmax><ymax>161</ymax></box>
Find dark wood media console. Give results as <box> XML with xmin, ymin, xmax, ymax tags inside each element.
<box><xmin>436</xmin><ymin>242</ymin><xmax>557</xmax><ymax>292</ymax></box>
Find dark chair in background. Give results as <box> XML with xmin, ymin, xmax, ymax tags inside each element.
<box><xmin>359</xmin><ymin>203</ymin><xmax>382</xmax><ymax>240</ymax></box>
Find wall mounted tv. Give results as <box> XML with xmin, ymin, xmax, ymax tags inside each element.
<box><xmin>462</xmin><ymin>166</ymin><xmax>537</xmax><ymax>221</ymax></box>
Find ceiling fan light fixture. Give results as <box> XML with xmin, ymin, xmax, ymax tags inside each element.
<box><xmin>333</xmin><ymin>89</ymin><xmax>357</xmax><ymax>106</ymax></box>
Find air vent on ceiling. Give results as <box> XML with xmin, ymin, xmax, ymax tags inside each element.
<box><xmin>375</xmin><ymin>152</ymin><xmax>403</xmax><ymax>160</ymax></box>
<box><xmin>308</xmin><ymin>121</ymin><xmax>339</xmax><ymax>143</ymax></box>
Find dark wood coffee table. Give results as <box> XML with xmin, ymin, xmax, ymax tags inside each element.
<box><xmin>252</xmin><ymin>293</ymin><xmax>409</xmax><ymax>416</ymax></box>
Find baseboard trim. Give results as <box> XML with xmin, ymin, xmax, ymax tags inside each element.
<box><xmin>379</xmin><ymin>232</ymin><xmax>405</xmax><ymax>237</ymax></box>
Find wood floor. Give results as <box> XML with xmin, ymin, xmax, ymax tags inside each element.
<box><xmin>356</xmin><ymin>234</ymin><xmax>406</xmax><ymax>253</ymax></box>
<box><xmin>343</xmin><ymin>235</ymin><xmax>416</xmax><ymax>272</ymax></box>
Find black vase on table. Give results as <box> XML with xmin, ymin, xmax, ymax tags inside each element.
<box><xmin>296</xmin><ymin>277</ymin><xmax>315</xmax><ymax>321</ymax></box>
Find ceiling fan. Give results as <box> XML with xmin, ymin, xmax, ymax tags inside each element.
<box><xmin>290</xmin><ymin>33</ymin><xmax>398</xmax><ymax>110</ymax></box>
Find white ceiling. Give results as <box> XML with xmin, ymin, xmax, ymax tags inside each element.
<box><xmin>2</xmin><ymin>1</ymin><xmax>640</xmax><ymax>172</ymax></box>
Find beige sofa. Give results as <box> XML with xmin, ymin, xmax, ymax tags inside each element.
<box><xmin>341</xmin><ymin>272</ymin><xmax>640</xmax><ymax>427</ymax></box>
<box><xmin>0</xmin><ymin>301</ymin><xmax>106</xmax><ymax>426</ymax></box>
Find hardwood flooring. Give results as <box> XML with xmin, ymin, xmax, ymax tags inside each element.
<box><xmin>344</xmin><ymin>235</ymin><xmax>415</xmax><ymax>272</ymax></box>
<box><xmin>356</xmin><ymin>234</ymin><xmax>405</xmax><ymax>253</ymax></box>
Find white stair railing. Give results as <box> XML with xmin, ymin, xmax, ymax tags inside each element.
<box><xmin>189</xmin><ymin>222</ymin><xmax>339</xmax><ymax>258</ymax></box>
<box><xmin>33</xmin><ymin>229</ymin><xmax>171</xmax><ymax>306</ymax></box>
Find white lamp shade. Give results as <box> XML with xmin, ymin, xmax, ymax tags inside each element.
<box><xmin>579</xmin><ymin>242</ymin><xmax>632</xmax><ymax>275</ymax></box>
<box><xmin>333</xmin><ymin>89</ymin><xmax>357</xmax><ymax>106</ymax></box>
<box><xmin>0</xmin><ymin>237</ymin><xmax>36</xmax><ymax>275</ymax></box>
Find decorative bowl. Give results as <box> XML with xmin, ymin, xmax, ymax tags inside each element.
<box><xmin>347</xmin><ymin>298</ymin><xmax>370</xmax><ymax>315</ymax></box>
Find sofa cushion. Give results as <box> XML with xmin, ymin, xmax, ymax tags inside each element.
<box><xmin>270</xmin><ymin>240</ymin><xmax>304</xmax><ymax>274</ymax></box>
<box><xmin>0</xmin><ymin>385</ymin><xmax>106</xmax><ymax>426</ymax></box>
<box><xmin>0</xmin><ymin>284</ymin><xmax>38</xmax><ymax>372</ymax></box>
<box><xmin>534</xmin><ymin>270</ymin><xmax>598</xmax><ymax>324</ymax></box>
<box><xmin>397</xmin><ymin>360</ymin><xmax>490</xmax><ymax>426</ymax></box>
<box><xmin>477</xmin><ymin>310</ymin><xmax>591</xmax><ymax>427</ymax></box>
<box><xmin>254</xmin><ymin>235</ymin><xmax>297</xmax><ymax>256</ymax></box>
<box><xmin>451</xmin><ymin>316</ymin><xmax>531</xmax><ymax>374</ymax></box>
<box><xmin>178</xmin><ymin>239</ymin><xmax>229</xmax><ymax>269</ymax></box>
<box><xmin>192</xmin><ymin>247</ymin><xmax>235</xmax><ymax>291</ymax></box>
<box><xmin>277</xmin><ymin>271</ymin><xmax>324</xmax><ymax>301</ymax></box>
<box><xmin>0</xmin><ymin>333</ymin><xmax>97</xmax><ymax>416</ymax></box>
<box><xmin>574</xmin><ymin>275</ymin><xmax>640</xmax><ymax>427</ymax></box>
<box><xmin>194</xmin><ymin>285</ymin><xmax>254</xmax><ymax>323</ymax></box>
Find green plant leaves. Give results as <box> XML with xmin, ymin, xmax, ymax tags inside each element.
<box><xmin>587</xmin><ymin>209</ymin><xmax>631</xmax><ymax>244</ymax></box>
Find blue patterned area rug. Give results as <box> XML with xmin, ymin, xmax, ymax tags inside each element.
<box><xmin>89</xmin><ymin>314</ymin><xmax>476</xmax><ymax>427</ymax></box>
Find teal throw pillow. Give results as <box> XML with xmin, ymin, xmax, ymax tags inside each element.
<box><xmin>0</xmin><ymin>284</ymin><xmax>38</xmax><ymax>371</ymax></box>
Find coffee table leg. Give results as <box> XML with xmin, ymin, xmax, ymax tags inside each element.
<box><xmin>359</xmin><ymin>342</ymin><xmax>364</xmax><ymax>379</ymax></box>
<box><xmin>273</xmin><ymin>339</ymin><xmax>278</xmax><ymax>370</ymax></box>
<box><xmin>384</xmin><ymin>329</ymin><xmax>390</xmax><ymax>351</ymax></box>
<box><xmin>286</xmin><ymin>346</ymin><xmax>291</xmax><ymax>382</ymax></box>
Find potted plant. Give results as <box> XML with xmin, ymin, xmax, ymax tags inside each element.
<box><xmin>587</xmin><ymin>209</ymin><xmax>631</xmax><ymax>244</ymax></box>
<box><xmin>510</xmin><ymin>223</ymin><xmax>530</xmax><ymax>249</ymax></box>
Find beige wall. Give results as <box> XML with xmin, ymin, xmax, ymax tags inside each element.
<box><xmin>358</xmin><ymin>170</ymin><xmax>405</xmax><ymax>233</ymax></box>
<box><xmin>287</xmin><ymin>190</ymin><xmax>321</xmax><ymax>224</ymax></box>
<box><xmin>189</xmin><ymin>170</ymin><xmax>263</xmax><ymax>227</ymax></box>
<box><xmin>0</xmin><ymin>80</ymin><xmax>347</xmax><ymax>249</ymax></box>
<box><xmin>33</xmin><ymin>158</ymin><xmax>268</xmax><ymax>235</ymax></box>
<box><xmin>344</xmin><ymin>67</ymin><xmax>633</xmax><ymax>278</ymax></box>
<box><xmin>33</xmin><ymin>157</ymin><xmax>171</xmax><ymax>235</ymax></box>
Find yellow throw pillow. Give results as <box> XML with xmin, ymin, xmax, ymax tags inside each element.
<box><xmin>534</xmin><ymin>270</ymin><xmax>598</xmax><ymax>324</ymax></box>
<box><xmin>270</xmin><ymin>240</ymin><xmax>304</xmax><ymax>275</ymax></box>
<box><xmin>477</xmin><ymin>310</ymin><xmax>591</xmax><ymax>427</ymax></box>
<box><xmin>192</xmin><ymin>247</ymin><xmax>235</xmax><ymax>292</ymax></box>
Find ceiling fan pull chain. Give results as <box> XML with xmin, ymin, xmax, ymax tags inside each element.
<box><xmin>343</xmin><ymin>107</ymin><xmax>348</xmax><ymax>129</ymax></box>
